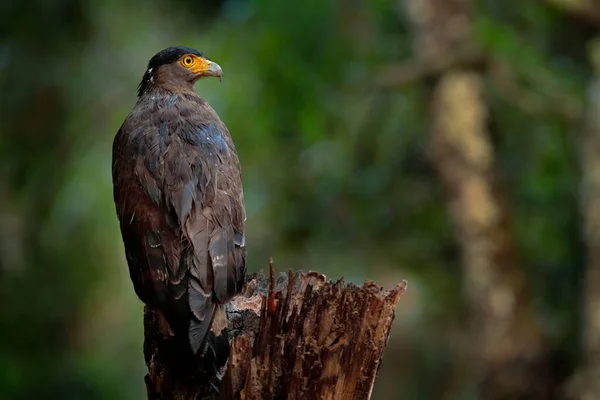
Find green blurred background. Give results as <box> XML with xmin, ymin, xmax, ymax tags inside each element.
<box><xmin>2</xmin><ymin>0</ymin><xmax>600</xmax><ymax>398</ymax></box>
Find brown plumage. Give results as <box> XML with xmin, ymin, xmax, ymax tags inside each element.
<box><xmin>112</xmin><ymin>46</ymin><xmax>246</xmax><ymax>370</ymax></box>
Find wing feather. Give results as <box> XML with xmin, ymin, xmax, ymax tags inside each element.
<box><xmin>113</xmin><ymin>95</ymin><xmax>246</xmax><ymax>358</ymax></box>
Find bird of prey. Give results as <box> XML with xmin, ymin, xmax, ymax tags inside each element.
<box><xmin>112</xmin><ymin>46</ymin><xmax>246</xmax><ymax>370</ymax></box>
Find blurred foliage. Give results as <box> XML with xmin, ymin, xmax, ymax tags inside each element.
<box><xmin>0</xmin><ymin>0</ymin><xmax>595</xmax><ymax>398</ymax></box>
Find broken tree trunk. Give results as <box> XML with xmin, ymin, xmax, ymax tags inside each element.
<box><xmin>144</xmin><ymin>268</ymin><xmax>407</xmax><ymax>400</ymax></box>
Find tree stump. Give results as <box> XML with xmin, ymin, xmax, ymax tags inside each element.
<box><xmin>144</xmin><ymin>267</ymin><xmax>407</xmax><ymax>400</ymax></box>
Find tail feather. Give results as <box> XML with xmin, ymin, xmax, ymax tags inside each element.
<box><xmin>202</xmin><ymin>305</ymin><xmax>230</xmax><ymax>370</ymax></box>
<box><xmin>187</xmin><ymin>277</ymin><xmax>230</xmax><ymax>368</ymax></box>
<box><xmin>189</xmin><ymin>304</ymin><xmax>216</xmax><ymax>354</ymax></box>
<box><xmin>188</xmin><ymin>276</ymin><xmax>217</xmax><ymax>354</ymax></box>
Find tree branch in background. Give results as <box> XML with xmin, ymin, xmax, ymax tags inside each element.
<box><xmin>374</xmin><ymin>45</ymin><xmax>485</xmax><ymax>88</ymax></box>
<box><xmin>376</xmin><ymin>52</ymin><xmax>583</xmax><ymax>122</ymax></box>
<box><xmin>398</xmin><ymin>0</ymin><xmax>551</xmax><ymax>397</ymax></box>
<box><xmin>488</xmin><ymin>61</ymin><xmax>583</xmax><ymax>122</ymax></box>
<box><xmin>430</xmin><ymin>69</ymin><xmax>550</xmax><ymax>399</ymax></box>
<box><xmin>144</xmin><ymin>269</ymin><xmax>407</xmax><ymax>400</ymax></box>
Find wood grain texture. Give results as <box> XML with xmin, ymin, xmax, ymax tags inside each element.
<box><xmin>144</xmin><ymin>270</ymin><xmax>407</xmax><ymax>400</ymax></box>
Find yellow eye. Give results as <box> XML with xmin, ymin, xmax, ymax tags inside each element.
<box><xmin>181</xmin><ymin>55</ymin><xmax>195</xmax><ymax>67</ymax></box>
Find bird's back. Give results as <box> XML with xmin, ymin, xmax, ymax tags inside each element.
<box><xmin>113</xmin><ymin>90</ymin><xmax>246</xmax><ymax>370</ymax></box>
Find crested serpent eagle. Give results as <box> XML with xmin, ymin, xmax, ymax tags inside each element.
<box><xmin>112</xmin><ymin>46</ymin><xmax>246</xmax><ymax>371</ymax></box>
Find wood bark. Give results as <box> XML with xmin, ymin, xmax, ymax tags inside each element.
<box><xmin>143</xmin><ymin>269</ymin><xmax>407</xmax><ymax>400</ymax></box>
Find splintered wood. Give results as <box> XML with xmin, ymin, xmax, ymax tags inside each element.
<box><xmin>220</xmin><ymin>271</ymin><xmax>407</xmax><ymax>400</ymax></box>
<box><xmin>144</xmin><ymin>269</ymin><xmax>406</xmax><ymax>400</ymax></box>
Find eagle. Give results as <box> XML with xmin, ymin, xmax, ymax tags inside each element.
<box><xmin>112</xmin><ymin>46</ymin><xmax>246</xmax><ymax>371</ymax></box>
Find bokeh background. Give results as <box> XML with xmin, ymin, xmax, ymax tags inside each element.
<box><xmin>3</xmin><ymin>0</ymin><xmax>600</xmax><ymax>398</ymax></box>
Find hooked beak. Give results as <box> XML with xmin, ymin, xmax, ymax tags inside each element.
<box><xmin>191</xmin><ymin>58</ymin><xmax>223</xmax><ymax>81</ymax></box>
<box><xmin>205</xmin><ymin>61</ymin><xmax>223</xmax><ymax>79</ymax></box>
